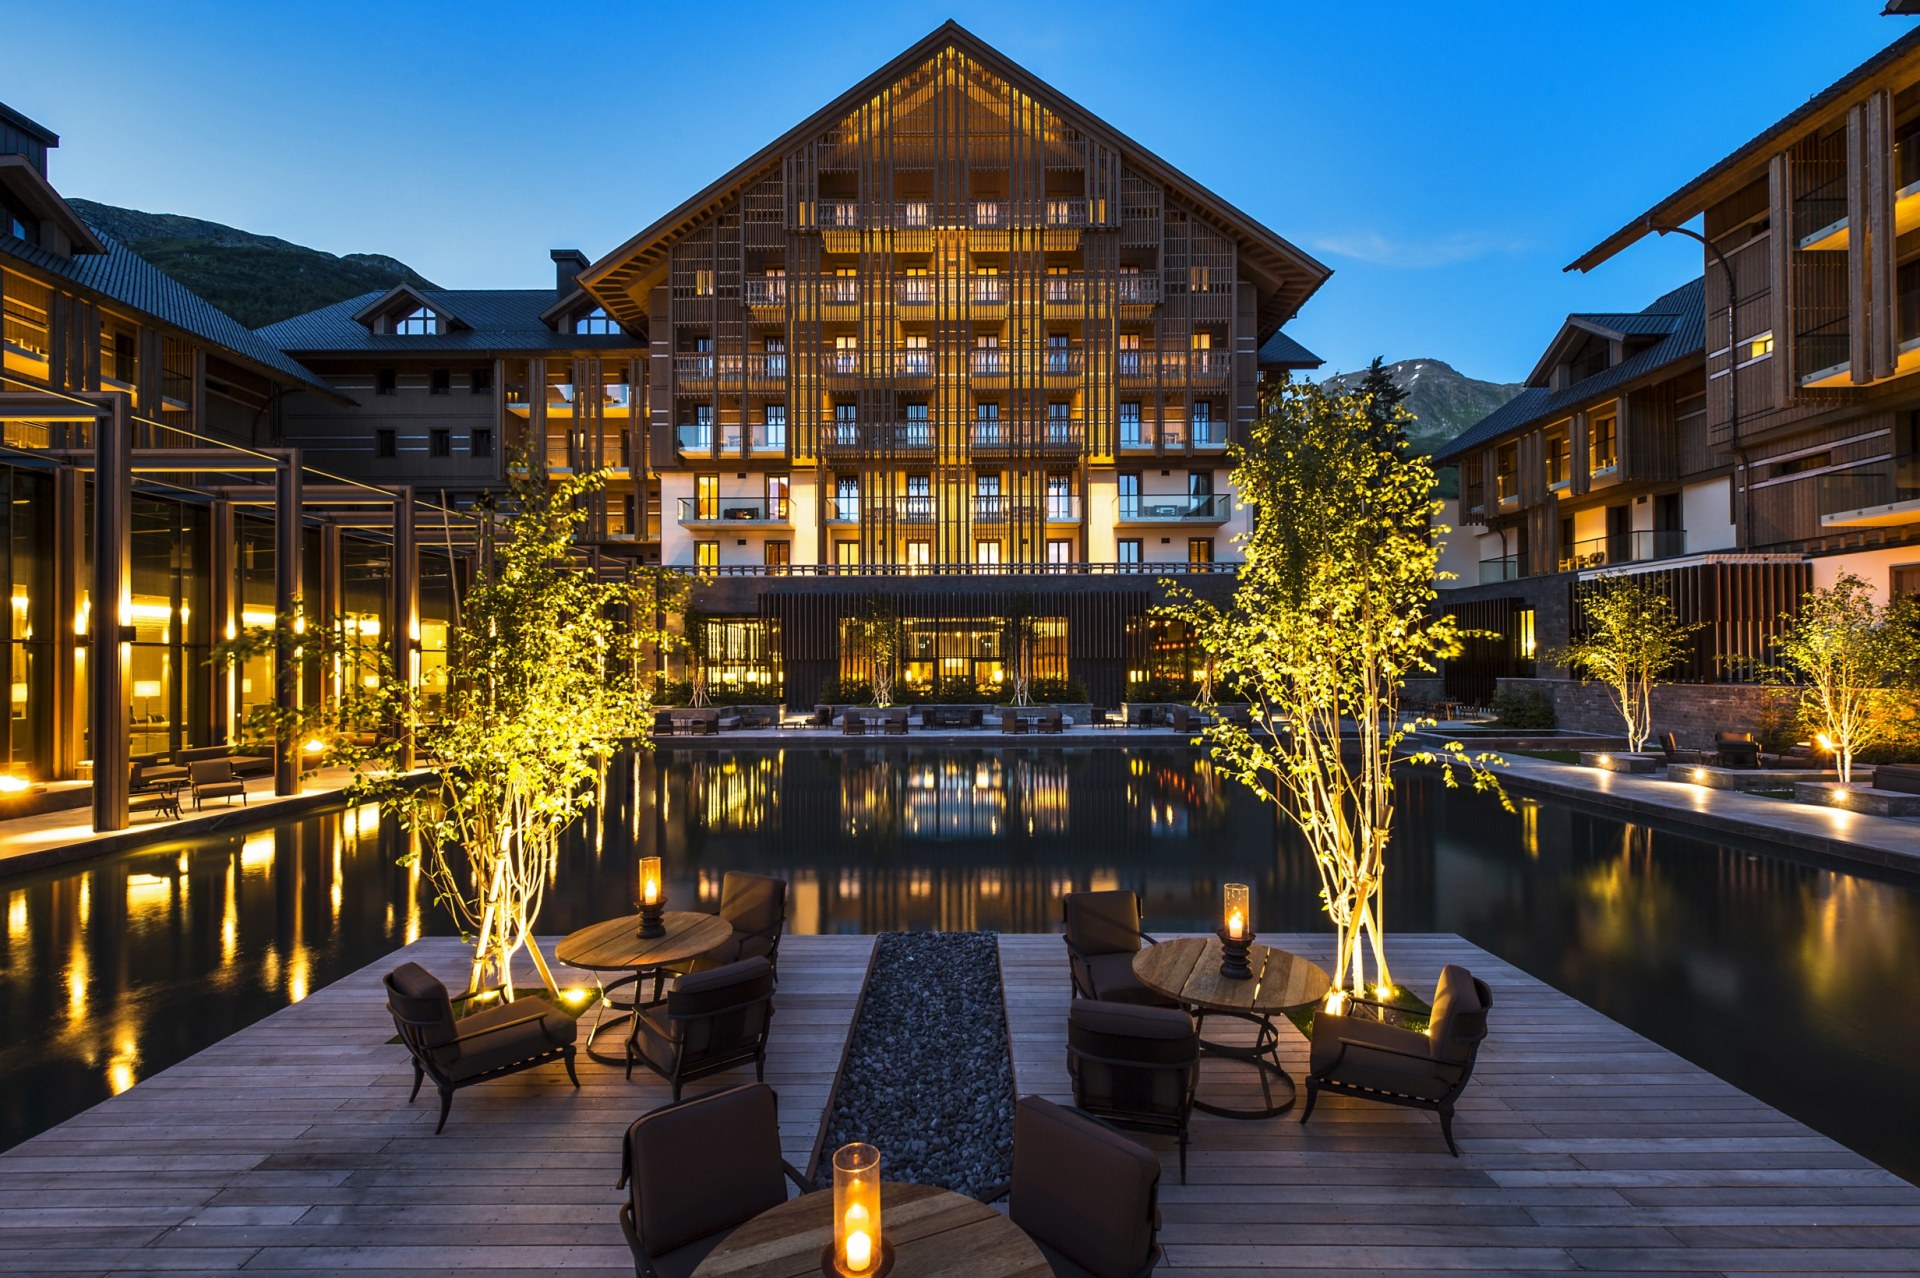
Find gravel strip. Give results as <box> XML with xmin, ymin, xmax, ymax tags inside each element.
<box><xmin>813</xmin><ymin>931</ymin><xmax>1014</xmax><ymax>1198</ymax></box>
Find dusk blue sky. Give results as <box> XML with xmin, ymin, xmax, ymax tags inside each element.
<box><xmin>6</xmin><ymin>1</ymin><xmax>1912</xmax><ymax>383</ymax></box>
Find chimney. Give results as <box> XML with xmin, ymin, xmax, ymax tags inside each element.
<box><xmin>550</xmin><ymin>248</ymin><xmax>589</xmax><ymax>298</ymax></box>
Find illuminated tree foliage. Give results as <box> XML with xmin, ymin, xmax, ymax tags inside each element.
<box><xmin>1768</xmin><ymin>574</ymin><xmax>1920</xmax><ymax>784</ymax></box>
<box><xmin>1161</xmin><ymin>378</ymin><xmax>1504</xmax><ymax>998</ymax></box>
<box><xmin>1554</xmin><ymin>574</ymin><xmax>1703</xmax><ymax>754</ymax></box>
<box><xmin>859</xmin><ymin>598</ymin><xmax>901</xmax><ymax>707</ymax></box>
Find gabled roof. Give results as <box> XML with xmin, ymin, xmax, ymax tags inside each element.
<box><xmin>349</xmin><ymin>283</ymin><xmax>468</xmax><ymax>331</ymax></box>
<box><xmin>258</xmin><ymin>288</ymin><xmax>642</xmax><ymax>354</ymax></box>
<box><xmin>1521</xmin><ymin>310</ymin><xmax>1679</xmax><ymax>387</ymax></box>
<box><xmin>578</xmin><ymin>21</ymin><xmax>1330</xmax><ymax>338</ymax></box>
<box><xmin>1434</xmin><ymin>278</ymin><xmax>1705</xmax><ymax>462</ymax></box>
<box><xmin>1256</xmin><ymin>330</ymin><xmax>1323</xmax><ymax>370</ymax></box>
<box><xmin>1568</xmin><ymin>26</ymin><xmax>1920</xmax><ymax>272</ymax></box>
<box><xmin>2</xmin><ymin>221</ymin><xmax>338</xmax><ymax>398</ymax></box>
<box><xmin>0</xmin><ymin>155</ymin><xmax>106</xmax><ymax>254</ymax></box>
<box><xmin>0</xmin><ymin>102</ymin><xmax>58</xmax><ymax>149</ymax></box>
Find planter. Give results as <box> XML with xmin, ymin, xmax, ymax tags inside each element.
<box><xmin>1579</xmin><ymin>751</ymin><xmax>1660</xmax><ymax>774</ymax></box>
<box><xmin>1792</xmin><ymin>781</ymin><xmax>1920</xmax><ymax>817</ymax></box>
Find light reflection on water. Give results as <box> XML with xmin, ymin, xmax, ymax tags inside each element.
<box><xmin>0</xmin><ymin>748</ymin><xmax>1917</xmax><ymax>1185</ymax></box>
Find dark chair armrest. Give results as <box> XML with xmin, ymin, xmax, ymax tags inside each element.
<box><xmin>977</xmin><ymin>1181</ymin><xmax>1009</xmax><ymax>1204</ymax></box>
<box><xmin>449</xmin><ymin>1011</ymin><xmax>550</xmax><ymax>1044</ymax></box>
<box><xmin>782</xmin><ymin>1160</ymin><xmax>810</xmax><ymax>1192</ymax></box>
<box><xmin>453</xmin><ymin>983</ymin><xmax>509</xmax><ymax>1004</ymax></box>
<box><xmin>1332</xmin><ymin>1035</ymin><xmax>1437</xmax><ymax>1065</ymax></box>
<box><xmin>1139</xmin><ymin>932</ymin><xmax>1159</xmax><ymax>946</ymax></box>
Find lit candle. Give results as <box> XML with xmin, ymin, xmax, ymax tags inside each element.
<box><xmin>844</xmin><ymin>1203</ymin><xmax>872</xmax><ymax>1273</ymax></box>
<box><xmin>1223</xmin><ymin>882</ymin><xmax>1250</xmax><ymax>942</ymax></box>
<box><xmin>639</xmin><ymin>855</ymin><xmax>661</xmax><ymax>907</ymax></box>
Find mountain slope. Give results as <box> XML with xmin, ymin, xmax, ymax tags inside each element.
<box><xmin>1320</xmin><ymin>358</ymin><xmax>1522</xmax><ymax>456</ymax></box>
<box><xmin>67</xmin><ymin>200</ymin><xmax>436</xmax><ymax>329</ymax></box>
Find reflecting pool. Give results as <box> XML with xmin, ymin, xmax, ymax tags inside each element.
<box><xmin>2</xmin><ymin>747</ymin><xmax>1917</xmax><ymax>1183</ymax></box>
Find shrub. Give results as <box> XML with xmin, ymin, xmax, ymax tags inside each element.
<box><xmin>1488</xmin><ymin>688</ymin><xmax>1556</xmax><ymax>730</ymax></box>
<box><xmin>1028</xmin><ymin>677</ymin><xmax>1087</xmax><ymax>704</ymax></box>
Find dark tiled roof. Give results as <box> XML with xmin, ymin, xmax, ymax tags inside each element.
<box><xmin>1567</xmin><ymin>311</ymin><xmax>1681</xmax><ymax>337</ymax></box>
<box><xmin>258</xmin><ymin>288</ymin><xmax>642</xmax><ymax>354</ymax></box>
<box><xmin>1434</xmin><ymin>277</ymin><xmax>1705</xmax><ymax>462</ymax></box>
<box><xmin>3</xmin><ymin>226</ymin><xmax>335</xmax><ymax>395</ymax></box>
<box><xmin>1256</xmin><ymin>329</ymin><xmax>1323</xmax><ymax>369</ymax></box>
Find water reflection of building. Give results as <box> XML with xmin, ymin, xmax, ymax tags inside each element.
<box><xmin>687</xmin><ymin>753</ymin><xmax>782</xmax><ymax>833</ymax></box>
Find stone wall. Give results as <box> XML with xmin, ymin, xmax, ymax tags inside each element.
<box><xmin>1494</xmin><ymin>676</ymin><xmax>1793</xmax><ymax>749</ymax></box>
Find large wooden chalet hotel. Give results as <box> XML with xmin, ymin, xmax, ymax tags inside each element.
<box><xmin>0</xmin><ymin>22</ymin><xmax>1328</xmax><ymax>813</ymax></box>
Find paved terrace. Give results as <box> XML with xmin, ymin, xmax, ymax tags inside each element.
<box><xmin>3</xmin><ymin>932</ymin><xmax>1916</xmax><ymax>1275</ymax></box>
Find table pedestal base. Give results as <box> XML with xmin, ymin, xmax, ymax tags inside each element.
<box><xmin>1192</xmin><ymin>1008</ymin><xmax>1297</xmax><ymax>1119</ymax></box>
<box><xmin>581</xmin><ymin>972</ymin><xmax>667</xmax><ymax>1066</ymax></box>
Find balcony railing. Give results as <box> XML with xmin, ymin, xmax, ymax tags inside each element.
<box><xmin>1558</xmin><ymin>529</ymin><xmax>1686</xmax><ymax>573</ymax></box>
<box><xmin>971</xmin><ymin>277</ymin><xmax>1008</xmax><ymax>305</ymax></box>
<box><xmin>896</xmin><ymin>278</ymin><xmax>935</xmax><ymax>306</ymax></box>
<box><xmin>825</xmin><ymin>497</ymin><xmax>861</xmax><ymax>522</ymax></box>
<box><xmin>747</xmin><ymin>352</ymin><xmax>787</xmax><ymax>382</ymax></box>
<box><xmin>1478</xmin><ymin>557</ymin><xmax>1521</xmax><ymax>584</ymax></box>
<box><xmin>1188</xmin><ymin>351</ymin><xmax>1232</xmax><ymax>382</ymax></box>
<box><xmin>748</xmin><ymin>424</ymin><xmax>787</xmax><ymax>454</ymax></box>
<box><xmin>1116</xmin><ymin>275</ymin><xmax>1160</xmax><ymax>305</ymax></box>
<box><xmin>895</xmin><ymin>351</ymin><xmax>935</xmax><ymax>377</ymax></box>
<box><xmin>678</xmin><ymin>497</ymin><xmax>790</xmax><ymax>524</ymax></box>
<box><xmin>894</xmin><ymin>496</ymin><xmax>936</xmax><ymax>523</ymax></box>
<box><xmin>677</xmin><ymin>424</ymin><xmax>714</xmax><ymax>452</ymax></box>
<box><xmin>1116</xmin><ymin>493</ymin><xmax>1232</xmax><ymax>523</ymax></box>
<box><xmin>1041</xmin><ymin>274</ymin><xmax>1085</xmax><ymax>305</ymax></box>
<box><xmin>1819</xmin><ymin>454</ymin><xmax>1920</xmax><ymax>515</ymax></box>
<box><xmin>818</xmin><ymin>201</ymin><xmax>860</xmax><ymax>228</ymax></box>
<box><xmin>972</xmin><ymin>420</ymin><xmax>1006</xmax><ymax>446</ymax></box>
<box><xmin>743</xmin><ymin>278</ymin><xmax>788</xmax><ymax>307</ymax></box>
<box><xmin>824</xmin><ymin>351</ymin><xmax>862</xmax><ymax>377</ymax></box>
<box><xmin>970</xmin><ymin>349</ymin><xmax>1007</xmax><ymax>375</ymax></box>
<box><xmin>823</xmin><ymin>279</ymin><xmax>860</xmax><ymax>304</ymax></box>
<box><xmin>667</xmin><ymin>560</ymin><xmax>1244</xmax><ymax>578</ymax></box>
<box><xmin>822</xmin><ymin>421</ymin><xmax>934</xmax><ymax>451</ymax></box>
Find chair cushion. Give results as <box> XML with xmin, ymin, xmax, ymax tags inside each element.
<box><xmin>1427</xmin><ymin>964</ymin><xmax>1489</xmax><ymax>1065</ymax></box>
<box><xmin>446</xmin><ymin>996</ymin><xmax>574</xmax><ymax>1080</ymax></box>
<box><xmin>718</xmin><ymin>873</ymin><xmax>787</xmax><ymax>942</ymax></box>
<box><xmin>1309</xmin><ymin>1012</ymin><xmax>1456</xmax><ymax>1100</ymax></box>
<box><xmin>1063</xmin><ymin>891</ymin><xmax>1145</xmax><ymax>958</ymax></box>
<box><xmin>385</xmin><ymin>963</ymin><xmax>457</xmax><ymax>1050</ymax></box>
<box><xmin>1069</xmin><ymin>1002</ymin><xmax>1196</xmax><ymax>1119</ymax></box>
<box><xmin>670</xmin><ymin>957</ymin><xmax>774</xmax><ymax>1015</ymax></box>
<box><xmin>1032</xmin><ymin>1239</ymin><xmax>1101</xmax><ymax>1278</ymax></box>
<box><xmin>1078</xmin><ymin>952</ymin><xmax>1176</xmax><ymax>1007</ymax></box>
<box><xmin>626</xmin><ymin>1084</ymin><xmax>788</xmax><ymax>1259</ymax></box>
<box><xmin>1010</xmin><ymin>1096</ymin><xmax>1159</xmax><ymax>1278</ymax></box>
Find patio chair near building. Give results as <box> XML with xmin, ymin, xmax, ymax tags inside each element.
<box><xmin>626</xmin><ymin>955</ymin><xmax>775</xmax><ymax>1098</ymax></box>
<box><xmin>1657</xmin><ymin>732</ymin><xmax>1711</xmax><ymax>765</ymax></box>
<box><xmin>984</xmin><ymin>1095</ymin><xmax>1164</xmax><ymax>1278</ymax></box>
<box><xmin>1716</xmin><ymin>732</ymin><xmax>1761</xmax><ymax>768</ymax></box>
<box><xmin>1061</xmin><ymin>889</ymin><xmax>1176</xmax><ymax>1007</ymax></box>
<box><xmin>618</xmin><ymin>1083</ymin><xmax>808</xmax><ymax>1278</ymax></box>
<box><xmin>187</xmin><ymin>759</ymin><xmax>246</xmax><ymax>810</ymax></box>
<box><xmin>1299</xmin><ymin>964</ymin><xmax>1493</xmax><ymax>1156</ymax></box>
<box><xmin>382</xmin><ymin>963</ymin><xmax>580</xmax><ymax>1134</ymax></box>
<box><xmin>1067</xmin><ymin>1000</ymin><xmax>1199</xmax><ymax>1183</ymax></box>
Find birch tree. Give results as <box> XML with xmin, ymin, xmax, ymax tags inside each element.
<box><xmin>1554</xmin><ymin>574</ymin><xmax>1703</xmax><ymax>754</ymax></box>
<box><xmin>1769</xmin><ymin>574</ymin><xmax>1920</xmax><ymax>784</ymax></box>
<box><xmin>1160</xmin><ymin>378</ymin><xmax>1504</xmax><ymax>999</ymax></box>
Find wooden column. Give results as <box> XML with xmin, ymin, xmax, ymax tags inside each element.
<box><xmin>273</xmin><ymin>450</ymin><xmax>302</xmax><ymax>797</ymax></box>
<box><xmin>318</xmin><ymin>521</ymin><xmax>343</xmax><ymax>715</ymax></box>
<box><xmin>51</xmin><ymin>463</ymin><xmax>82</xmax><ymax>779</ymax></box>
<box><xmin>390</xmin><ymin>488</ymin><xmax>418</xmax><ymax>772</ymax></box>
<box><xmin>90</xmin><ymin>395</ymin><xmax>131</xmax><ymax>832</ymax></box>
<box><xmin>209</xmin><ymin>499</ymin><xmax>235</xmax><ymax>743</ymax></box>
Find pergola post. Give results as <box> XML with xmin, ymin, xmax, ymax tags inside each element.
<box><xmin>273</xmin><ymin>450</ymin><xmax>302</xmax><ymax>797</ymax></box>
<box><xmin>89</xmin><ymin>393</ymin><xmax>132</xmax><ymax>832</ymax></box>
<box><xmin>52</xmin><ymin>462</ymin><xmax>82</xmax><ymax>780</ymax></box>
<box><xmin>209</xmin><ymin>499</ymin><xmax>235</xmax><ymax>742</ymax></box>
<box><xmin>390</xmin><ymin>487</ymin><xmax>418</xmax><ymax>772</ymax></box>
<box><xmin>318</xmin><ymin>521</ymin><xmax>343</xmax><ymax>714</ymax></box>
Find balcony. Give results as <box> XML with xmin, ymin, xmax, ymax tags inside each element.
<box><xmin>1797</xmin><ymin>134</ymin><xmax>1920</xmax><ymax>251</ymax></box>
<box><xmin>1187</xmin><ymin>351</ymin><xmax>1232</xmax><ymax>384</ymax></box>
<box><xmin>894</xmin><ymin>496</ymin><xmax>936</xmax><ymax>523</ymax></box>
<box><xmin>1819</xmin><ymin>454</ymin><xmax>1920</xmax><ymax>528</ymax></box>
<box><xmin>748</xmin><ymin>424</ymin><xmax>787</xmax><ymax>456</ymax></box>
<box><xmin>1045</xmin><ymin>495</ymin><xmax>1082</xmax><ymax>522</ymax></box>
<box><xmin>746</xmin><ymin>352</ymin><xmax>787</xmax><ymax>386</ymax></box>
<box><xmin>1115</xmin><ymin>493</ymin><xmax>1232</xmax><ymax>524</ymax></box>
<box><xmin>822</xmin><ymin>279</ymin><xmax>861</xmax><ymax>306</ymax></box>
<box><xmin>824</xmin><ymin>498</ymin><xmax>861</xmax><ymax>523</ymax></box>
<box><xmin>1558</xmin><ymin>529</ymin><xmax>1686</xmax><ymax>573</ymax></box>
<box><xmin>894</xmin><ymin>351</ymin><xmax>935</xmax><ymax>381</ymax></box>
<box><xmin>970</xmin><ymin>349</ymin><xmax>1009</xmax><ymax>378</ymax></box>
<box><xmin>674</xmin><ymin>353</ymin><xmax>742</xmax><ymax>387</ymax></box>
<box><xmin>817</xmin><ymin>201</ymin><xmax>861</xmax><ymax>229</ymax></box>
<box><xmin>896</xmin><ymin>278</ymin><xmax>935</xmax><ymax>307</ymax></box>
<box><xmin>1041</xmin><ymin>274</ymin><xmax>1086</xmax><ymax>308</ymax></box>
<box><xmin>677</xmin><ymin>424</ymin><xmax>715</xmax><ymax>454</ymax></box>
<box><xmin>971</xmin><ymin>277</ymin><xmax>1008</xmax><ymax>307</ymax></box>
<box><xmin>743</xmin><ymin>278</ymin><xmax>788</xmax><ymax>308</ymax></box>
<box><xmin>1192</xmin><ymin>423</ymin><xmax>1228</xmax><ymax>449</ymax></box>
<box><xmin>678</xmin><ymin>497</ymin><xmax>791</xmax><ymax>526</ymax></box>
<box><xmin>504</xmin><ymin>381</ymin><xmax>633</xmax><ymax>419</ymax></box>
<box><xmin>1116</xmin><ymin>275</ymin><xmax>1160</xmax><ymax>307</ymax></box>
<box><xmin>1478</xmin><ymin>557</ymin><xmax>1522</xmax><ymax>584</ymax></box>
<box><xmin>1118</xmin><ymin>425</ymin><xmax>1153</xmax><ymax>451</ymax></box>
<box><xmin>822</xmin><ymin>351</ymin><xmax>863</xmax><ymax>382</ymax></box>
<box><xmin>821</xmin><ymin>420</ymin><xmax>934</xmax><ymax>455</ymax></box>
<box><xmin>1797</xmin><ymin>284</ymin><xmax>1920</xmax><ymax>387</ymax></box>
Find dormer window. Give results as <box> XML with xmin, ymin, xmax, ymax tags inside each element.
<box><xmin>574</xmin><ymin>307</ymin><xmax>618</xmax><ymax>335</ymax></box>
<box><xmin>394</xmin><ymin>306</ymin><xmax>438</xmax><ymax>335</ymax></box>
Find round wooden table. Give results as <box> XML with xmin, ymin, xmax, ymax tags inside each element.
<box><xmin>692</xmin><ymin>1181</ymin><xmax>1050</xmax><ymax>1278</ymax></box>
<box><xmin>555</xmin><ymin>911</ymin><xmax>733</xmax><ymax>1064</ymax></box>
<box><xmin>1132</xmin><ymin>935</ymin><xmax>1331</xmax><ymax>1119</ymax></box>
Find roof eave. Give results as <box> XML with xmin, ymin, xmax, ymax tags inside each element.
<box><xmin>0</xmin><ymin>156</ymin><xmax>106</xmax><ymax>254</ymax></box>
<box><xmin>1567</xmin><ymin>26</ymin><xmax>1920</xmax><ymax>274</ymax></box>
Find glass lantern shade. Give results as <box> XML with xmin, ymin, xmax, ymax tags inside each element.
<box><xmin>832</xmin><ymin>1142</ymin><xmax>881</xmax><ymax>1274</ymax></box>
<box><xmin>1223</xmin><ymin>882</ymin><xmax>1250</xmax><ymax>941</ymax></box>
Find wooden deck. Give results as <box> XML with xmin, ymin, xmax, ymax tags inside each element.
<box><xmin>1</xmin><ymin>932</ymin><xmax>1916</xmax><ymax>1275</ymax></box>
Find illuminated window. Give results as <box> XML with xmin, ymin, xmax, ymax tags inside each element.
<box><xmin>835</xmin><ymin>540</ymin><xmax>861</xmax><ymax>566</ymax></box>
<box><xmin>393</xmin><ymin>306</ymin><xmax>437</xmax><ymax>335</ymax></box>
<box><xmin>1517</xmin><ymin>608</ymin><xmax>1537</xmax><ymax>661</ymax></box>
<box><xmin>1746</xmin><ymin>331</ymin><xmax>1774</xmax><ymax>360</ymax></box>
<box><xmin>1589</xmin><ymin>407</ymin><xmax>1619</xmax><ymax>473</ymax></box>
<box><xmin>695</xmin><ymin>474</ymin><xmax>719</xmax><ymax>520</ymax></box>
<box><xmin>1188</xmin><ymin>537</ymin><xmax>1214</xmax><ymax>564</ymax></box>
<box><xmin>905</xmin><ymin>540</ymin><xmax>931</xmax><ymax>572</ymax></box>
<box><xmin>1118</xmin><ymin>538</ymin><xmax>1142</xmax><ymax>566</ymax></box>
<box><xmin>1496</xmin><ymin>443</ymin><xmax>1520</xmax><ymax>503</ymax></box>
<box><xmin>695</xmin><ymin>540</ymin><xmax>719</xmax><ymax>570</ymax></box>
<box><xmin>975</xmin><ymin>539</ymin><xmax>1002</xmax><ymax>565</ymax></box>
<box><xmin>764</xmin><ymin>540</ymin><xmax>790</xmax><ymax>568</ymax></box>
<box><xmin>1047</xmin><ymin>539</ymin><xmax>1074</xmax><ymax>567</ymax></box>
<box><xmin>574</xmin><ymin>307</ymin><xmax>618</xmax><ymax>335</ymax></box>
<box><xmin>1545</xmin><ymin>425</ymin><xmax>1571</xmax><ymax>488</ymax></box>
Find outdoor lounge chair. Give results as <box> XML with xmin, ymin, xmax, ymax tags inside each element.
<box><xmin>1001</xmin><ymin>709</ymin><xmax>1027</xmax><ymax>734</ymax></box>
<box><xmin>1878</xmin><ymin>763</ymin><xmax>1920</xmax><ymax>794</ymax></box>
<box><xmin>1300</xmin><ymin>963</ymin><xmax>1493</xmax><ymax>1156</ymax></box>
<box><xmin>1716</xmin><ymin>732</ymin><xmax>1760</xmax><ymax>768</ymax></box>
<box><xmin>383</xmin><ymin>962</ymin><xmax>579</xmax><ymax>1134</ymax></box>
<box><xmin>841</xmin><ymin>712</ymin><xmax>866</xmax><ymax>735</ymax></box>
<box><xmin>617</xmin><ymin>1083</ymin><xmax>807</xmax><ymax>1278</ymax></box>
<box><xmin>1067</xmin><ymin>999</ymin><xmax>1199</xmax><ymax>1183</ymax></box>
<box><xmin>626</xmin><ymin>956</ymin><xmax>775</xmax><ymax>1098</ymax></box>
<box><xmin>880</xmin><ymin>707</ymin><xmax>908</xmax><ymax>734</ymax></box>
<box><xmin>808</xmin><ymin>704</ymin><xmax>833</xmax><ymax>727</ymax></box>
<box><xmin>1062</xmin><ymin>889</ymin><xmax>1177</xmax><ymax>1007</ymax></box>
<box><xmin>673</xmin><ymin>872</ymin><xmax>788</xmax><ymax>979</ymax></box>
<box><xmin>984</xmin><ymin>1096</ymin><xmax>1164</xmax><ymax>1278</ymax></box>
<box><xmin>187</xmin><ymin>758</ymin><xmax>246</xmax><ymax>809</ymax></box>
<box><xmin>1038</xmin><ymin>707</ymin><xmax>1065</xmax><ymax>734</ymax></box>
<box><xmin>1656</xmin><ymin>731</ymin><xmax>1711</xmax><ymax>765</ymax></box>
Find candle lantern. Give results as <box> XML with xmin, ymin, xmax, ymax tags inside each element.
<box><xmin>1219</xmin><ymin>882</ymin><xmax>1254</xmax><ymax>980</ymax></box>
<box><xmin>827</xmin><ymin>1142</ymin><xmax>889</xmax><ymax>1276</ymax></box>
<box><xmin>636</xmin><ymin>855</ymin><xmax>666</xmax><ymax>938</ymax></box>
